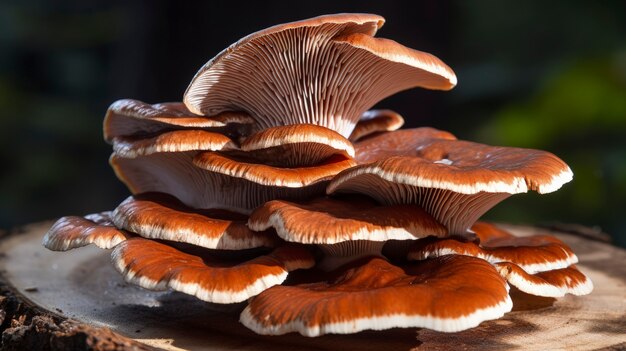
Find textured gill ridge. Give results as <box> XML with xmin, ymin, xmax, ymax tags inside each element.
<box><xmin>331</xmin><ymin>173</ymin><xmax>510</xmax><ymax>234</ymax></box>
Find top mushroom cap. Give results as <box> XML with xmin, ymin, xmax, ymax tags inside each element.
<box><xmin>183</xmin><ymin>13</ymin><xmax>456</xmax><ymax>137</ymax></box>
<box><xmin>104</xmin><ymin>99</ymin><xmax>254</xmax><ymax>142</ymax></box>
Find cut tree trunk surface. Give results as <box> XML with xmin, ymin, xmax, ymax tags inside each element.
<box><xmin>0</xmin><ymin>222</ymin><xmax>625</xmax><ymax>351</ymax></box>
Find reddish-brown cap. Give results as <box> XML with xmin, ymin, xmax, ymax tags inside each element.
<box><xmin>183</xmin><ymin>14</ymin><xmax>455</xmax><ymax>137</ymax></box>
<box><xmin>348</xmin><ymin>109</ymin><xmax>405</xmax><ymax>142</ymax></box>
<box><xmin>241</xmin><ymin>255</ymin><xmax>511</xmax><ymax>336</ymax></box>
<box><xmin>329</xmin><ymin>138</ymin><xmax>573</xmax><ymax>234</ymax></box>
<box><xmin>112</xmin><ymin>193</ymin><xmax>280</xmax><ymax>250</ymax></box>
<box><xmin>43</xmin><ymin>212</ymin><xmax>130</xmax><ymax>251</ymax></box>
<box><xmin>248</xmin><ymin>195</ymin><xmax>446</xmax><ymax>244</ymax></box>
<box><xmin>354</xmin><ymin>127</ymin><xmax>456</xmax><ymax>163</ymax></box>
<box><xmin>112</xmin><ymin>129</ymin><xmax>237</xmax><ymax>158</ymax></box>
<box><xmin>193</xmin><ymin>152</ymin><xmax>356</xmax><ymax>188</ymax></box>
<box><xmin>236</xmin><ymin>124</ymin><xmax>355</xmax><ymax>167</ymax></box>
<box><xmin>104</xmin><ymin>99</ymin><xmax>253</xmax><ymax>142</ymax></box>
<box><xmin>495</xmin><ymin>262</ymin><xmax>593</xmax><ymax>297</ymax></box>
<box><xmin>409</xmin><ymin>222</ymin><xmax>579</xmax><ymax>274</ymax></box>
<box><xmin>112</xmin><ymin>238</ymin><xmax>315</xmax><ymax>304</ymax></box>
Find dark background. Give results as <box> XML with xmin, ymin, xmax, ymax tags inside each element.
<box><xmin>1</xmin><ymin>1</ymin><xmax>625</xmax><ymax>246</ymax></box>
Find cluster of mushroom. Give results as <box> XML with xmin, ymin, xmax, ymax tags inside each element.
<box><xmin>44</xmin><ymin>13</ymin><xmax>592</xmax><ymax>337</ymax></box>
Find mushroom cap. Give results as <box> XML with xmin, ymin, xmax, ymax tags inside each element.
<box><xmin>408</xmin><ymin>222</ymin><xmax>579</xmax><ymax>273</ymax></box>
<box><xmin>348</xmin><ymin>109</ymin><xmax>405</xmax><ymax>142</ymax></box>
<box><xmin>112</xmin><ymin>130</ymin><xmax>237</xmax><ymax>158</ymax></box>
<box><xmin>111</xmin><ymin>151</ymin><xmax>328</xmax><ymax>213</ymax></box>
<box><xmin>354</xmin><ymin>127</ymin><xmax>456</xmax><ymax>164</ymax></box>
<box><xmin>104</xmin><ymin>99</ymin><xmax>253</xmax><ymax>142</ymax></box>
<box><xmin>183</xmin><ymin>13</ymin><xmax>456</xmax><ymax>137</ymax></box>
<box><xmin>112</xmin><ymin>238</ymin><xmax>315</xmax><ymax>304</ymax></box>
<box><xmin>235</xmin><ymin>124</ymin><xmax>355</xmax><ymax>167</ymax></box>
<box><xmin>240</xmin><ymin>255</ymin><xmax>511</xmax><ymax>336</ymax></box>
<box><xmin>495</xmin><ymin>262</ymin><xmax>593</xmax><ymax>297</ymax></box>
<box><xmin>43</xmin><ymin>212</ymin><xmax>130</xmax><ymax>251</ymax></box>
<box><xmin>329</xmin><ymin>137</ymin><xmax>573</xmax><ymax>234</ymax></box>
<box><xmin>248</xmin><ymin>195</ymin><xmax>446</xmax><ymax>244</ymax></box>
<box><xmin>112</xmin><ymin>193</ymin><xmax>281</xmax><ymax>250</ymax></box>
<box><xmin>193</xmin><ymin>152</ymin><xmax>356</xmax><ymax>188</ymax></box>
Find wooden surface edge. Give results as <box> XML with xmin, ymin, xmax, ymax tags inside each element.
<box><xmin>0</xmin><ymin>224</ymin><xmax>159</xmax><ymax>351</ymax></box>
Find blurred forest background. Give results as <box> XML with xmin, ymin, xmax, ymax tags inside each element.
<box><xmin>1</xmin><ymin>1</ymin><xmax>625</xmax><ymax>246</ymax></box>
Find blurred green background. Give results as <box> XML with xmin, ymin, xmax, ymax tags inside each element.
<box><xmin>0</xmin><ymin>1</ymin><xmax>624</xmax><ymax>246</ymax></box>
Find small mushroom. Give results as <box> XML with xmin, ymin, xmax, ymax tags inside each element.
<box><xmin>104</xmin><ymin>99</ymin><xmax>254</xmax><ymax>142</ymax></box>
<box><xmin>240</xmin><ymin>255</ymin><xmax>511</xmax><ymax>336</ymax></box>
<box><xmin>184</xmin><ymin>14</ymin><xmax>455</xmax><ymax>137</ymax></box>
<box><xmin>235</xmin><ymin>124</ymin><xmax>354</xmax><ymax>167</ymax></box>
<box><xmin>112</xmin><ymin>193</ymin><xmax>280</xmax><ymax>250</ymax></box>
<box><xmin>43</xmin><ymin>212</ymin><xmax>131</xmax><ymax>251</ymax></box>
<box><xmin>112</xmin><ymin>238</ymin><xmax>315</xmax><ymax>304</ymax></box>
<box><xmin>348</xmin><ymin>109</ymin><xmax>405</xmax><ymax>142</ymax></box>
<box><xmin>495</xmin><ymin>262</ymin><xmax>593</xmax><ymax>297</ymax></box>
<box><xmin>408</xmin><ymin>222</ymin><xmax>593</xmax><ymax>297</ymax></box>
<box><xmin>330</xmin><ymin>135</ymin><xmax>573</xmax><ymax>234</ymax></box>
<box><xmin>112</xmin><ymin>130</ymin><xmax>237</xmax><ymax>158</ymax></box>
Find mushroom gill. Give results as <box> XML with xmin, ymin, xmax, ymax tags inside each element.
<box><xmin>43</xmin><ymin>13</ymin><xmax>592</xmax><ymax>338</ymax></box>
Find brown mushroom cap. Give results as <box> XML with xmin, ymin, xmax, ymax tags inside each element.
<box><xmin>183</xmin><ymin>14</ymin><xmax>455</xmax><ymax>137</ymax></box>
<box><xmin>329</xmin><ymin>137</ymin><xmax>573</xmax><ymax>234</ymax></box>
<box><xmin>354</xmin><ymin>127</ymin><xmax>456</xmax><ymax>163</ymax></box>
<box><xmin>112</xmin><ymin>193</ymin><xmax>281</xmax><ymax>250</ymax></box>
<box><xmin>112</xmin><ymin>238</ymin><xmax>315</xmax><ymax>304</ymax></box>
<box><xmin>495</xmin><ymin>262</ymin><xmax>593</xmax><ymax>297</ymax></box>
<box><xmin>43</xmin><ymin>212</ymin><xmax>131</xmax><ymax>251</ymax></box>
<box><xmin>248</xmin><ymin>195</ymin><xmax>446</xmax><ymax>244</ymax></box>
<box><xmin>193</xmin><ymin>152</ymin><xmax>355</xmax><ymax>188</ymax></box>
<box><xmin>240</xmin><ymin>255</ymin><xmax>511</xmax><ymax>336</ymax></box>
<box><xmin>235</xmin><ymin>124</ymin><xmax>355</xmax><ymax>167</ymax></box>
<box><xmin>408</xmin><ymin>222</ymin><xmax>578</xmax><ymax>273</ymax></box>
<box><xmin>112</xmin><ymin>130</ymin><xmax>237</xmax><ymax>158</ymax></box>
<box><xmin>104</xmin><ymin>99</ymin><xmax>253</xmax><ymax>142</ymax></box>
<box><xmin>348</xmin><ymin>109</ymin><xmax>405</xmax><ymax>142</ymax></box>
<box><xmin>111</xmin><ymin>151</ymin><xmax>329</xmax><ymax>213</ymax></box>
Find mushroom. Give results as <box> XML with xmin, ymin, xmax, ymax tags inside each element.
<box><xmin>111</xmin><ymin>193</ymin><xmax>281</xmax><ymax>250</ymax></box>
<box><xmin>184</xmin><ymin>13</ymin><xmax>456</xmax><ymax>137</ymax></box>
<box><xmin>43</xmin><ymin>12</ymin><xmax>591</xmax><ymax>337</ymax></box>
<box><xmin>408</xmin><ymin>222</ymin><xmax>593</xmax><ymax>297</ymax></box>
<box><xmin>349</xmin><ymin>109</ymin><xmax>405</xmax><ymax>142</ymax></box>
<box><xmin>240</xmin><ymin>255</ymin><xmax>512</xmax><ymax>336</ymax></box>
<box><xmin>104</xmin><ymin>99</ymin><xmax>254</xmax><ymax>142</ymax></box>
<box><xmin>43</xmin><ymin>212</ymin><xmax>131</xmax><ymax>251</ymax></box>
<box><xmin>112</xmin><ymin>238</ymin><xmax>314</xmax><ymax>303</ymax></box>
<box><xmin>329</xmin><ymin>134</ymin><xmax>573</xmax><ymax>234</ymax></box>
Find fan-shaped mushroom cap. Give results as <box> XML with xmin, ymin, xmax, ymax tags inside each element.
<box><xmin>112</xmin><ymin>130</ymin><xmax>237</xmax><ymax>158</ymax></box>
<box><xmin>236</xmin><ymin>124</ymin><xmax>354</xmax><ymax>167</ymax></box>
<box><xmin>43</xmin><ymin>212</ymin><xmax>130</xmax><ymax>251</ymax></box>
<box><xmin>408</xmin><ymin>222</ymin><xmax>578</xmax><ymax>273</ymax></box>
<box><xmin>104</xmin><ymin>99</ymin><xmax>253</xmax><ymax>142</ymax></box>
<box><xmin>354</xmin><ymin>127</ymin><xmax>456</xmax><ymax>163</ymax></box>
<box><xmin>112</xmin><ymin>193</ymin><xmax>280</xmax><ymax>250</ymax></box>
<box><xmin>348</xmin><ymin>109</ymin><xmax>405</xmax><ymax>142</ymax></box>
<box><xmin>495</xmin><ymin>262</ymin><xmax>593</xmax><ymax>297</ymax></box>
<box><xmin>248</xmin><ymin>195</ymin><xmax>446</xmax><ymax>244</ymax></box>
<box><xmin>112</xmin><ymin>238</ymin><xmax>314</xmax><ymax>304</ymax></box>
<box><xmin>193</xmin><ymin>152</ymin><xmax>355</xmax><ymax>188</ymax></box>
<box><xmin>329</xmin><ymin>138</ymin><xmax>573</xmax><ymax>234</ymax></box>
<box><xmin>240</xmin><ymin>255</ymin><xmax>511</xmax><ymax>336</ymax></box>
<box><xmin>184</xmin><ymin>13</ymin><xmax>456</xmax><ymax>137</ymax></box>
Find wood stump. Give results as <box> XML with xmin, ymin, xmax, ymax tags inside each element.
<box><xmin>0</xmin><ymin>222</ymin><xmax>625</xmax><ymax>350</ymax></box>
